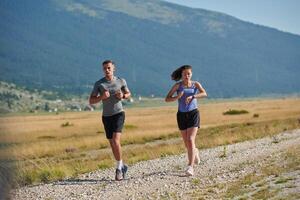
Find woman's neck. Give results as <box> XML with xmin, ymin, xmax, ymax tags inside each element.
<box><xmin>182</xmin><ymin>80</ymin><xmax>191</xmax><ymax>86</ymax></box>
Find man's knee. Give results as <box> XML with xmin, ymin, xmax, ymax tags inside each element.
<box><xmin>112</xmin><ymin>137</ymin><xmax>121</xmax><ymax>146</ymax></box>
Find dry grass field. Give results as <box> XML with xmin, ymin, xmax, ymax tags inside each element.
<box><xmin>0</xmin><ymin>97</ymin><xmax>300</xmax><ymax>185</ymax></box>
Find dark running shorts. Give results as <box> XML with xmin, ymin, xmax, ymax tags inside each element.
<box><xmin>177</xmin><ymin>109</ymin><xmax>200</xmax><ymax>130</ymax></box>
<box><xmin>102</xmin><ymin>111</ymin><xmax>125</xmax><ymax>139</ymax></box>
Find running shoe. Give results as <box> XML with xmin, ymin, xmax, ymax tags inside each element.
<box><xmin>115</xmin><ymin>168</ymin><xmax>123</xmax><ymax>181</ymax></box>
<box><xmin>185</xmin><ymin>166</ymin><xmax>194</xmax><ymax>176</ymax></box>
<box><xmin>194</xmin><ymin>148</ymin><xmax>200</xmax><ymax>165</ymax></box>
<box><xmin>122</xmin><ymin>164</ymin><xmax>128</xmax><ymax>179</ymax></box>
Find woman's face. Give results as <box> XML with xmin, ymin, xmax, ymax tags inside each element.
<box><xmin>182</xmin><ymin>68</ymin><xmax>192</xmax><ymax>81</ymax></box>
<box><xmin>102</xmin><ymin>62</ymin><xmax>115</xmax><ymax>77</ymax></box>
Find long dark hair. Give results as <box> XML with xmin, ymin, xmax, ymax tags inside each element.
<box><xmin>171</xmin><ymin>65</ymin><xmax>192</xmax><ymax>81</ymax></box>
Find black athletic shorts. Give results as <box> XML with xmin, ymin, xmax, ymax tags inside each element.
<box><xmin>176</xmin><ymin>109</ymin><xmax>200</xmax><ymax>131</ymax></box>
<box><xmin>102</xmin><ymin>111</ymin><xmax>125</xmax><ymax>139</ymax></box>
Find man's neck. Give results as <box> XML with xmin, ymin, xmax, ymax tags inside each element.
<box><xmin>105</xmin><ymin>75</ymin><xmax>114</xmax><ymax>81</ymax></box>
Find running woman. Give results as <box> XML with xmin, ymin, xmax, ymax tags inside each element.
<box><xmin>165</xmin><ymin>65</ymin><xmax>207</xmax><ymax>176</ymax></box>
<box><xmin>89</xmin><ymin>60</ymin><xmax>131</xmax><ymax>181</ymax></box>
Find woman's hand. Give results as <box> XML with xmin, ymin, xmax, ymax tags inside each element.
<box><xmin>177</xmin><ymin>91</ymin><xmax>184</xmax><ymax>100</ymax></box>
<box><xmin>185</xmin><ymin>95</ymin><xmax>194</xmax><ymax>104</ymax></box>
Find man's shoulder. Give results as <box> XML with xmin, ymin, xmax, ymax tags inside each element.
<box><xmin>95</xmin><ymin>77</ymin><xmax>106</xmax><ymax>84</ymax></box>
<box><xmin>116</xmin><ymin>76</ymin><xmax>126</xmax><ymax>83</ymax></box>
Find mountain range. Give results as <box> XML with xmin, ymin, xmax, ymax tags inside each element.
<box><xmin>0</xmin><ymin>0</ymin><xmax>299</xmax><ymax>97</ymax></box>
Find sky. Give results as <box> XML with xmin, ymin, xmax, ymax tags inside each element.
<box><xmin>163</xmin><ymin>0</ymin><xmax>300</xmax><ymax>35</ymax></box>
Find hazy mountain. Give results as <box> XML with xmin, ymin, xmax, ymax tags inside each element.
<box><xmin>0</xmin><ymin>0</ymin><xmax>299</xmax><ymax>97</ymax></box>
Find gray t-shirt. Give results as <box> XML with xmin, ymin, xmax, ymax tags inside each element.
<box><xmin>92</xmin><ymin>76</ymin><xmax>129</xmax><ymax>116</ymax></box>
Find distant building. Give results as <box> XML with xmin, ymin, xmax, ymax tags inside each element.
<box><xmin>70</xmin><ymin>105</ymin><xmax>81</xmax><ymax>111</ymax></box>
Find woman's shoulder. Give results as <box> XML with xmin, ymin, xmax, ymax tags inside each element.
<box><xmin>192</xmin><ymin>81</ymin><xmax>202</xmax><ymax>86</ymax></box>
<box><xmin>173</xmin><ymin>81</ymin><xmax>182</xmax><ymax>88</ymax></box>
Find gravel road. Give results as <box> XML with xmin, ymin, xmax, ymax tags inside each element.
<box><xmin>12</xmin><ymin>129</ymin><xmax>300</xmax><ymax>200</ymax></box>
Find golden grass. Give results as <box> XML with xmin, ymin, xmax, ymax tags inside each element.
<box><xmin>1</xmin><ymin>98</ymin><xmax>299</xmax><ymax>158</ymax></box>
<box><xmin>0</xmin><ymin>97</ymin><xmax>299</xmax><ymax>185</ymax></box>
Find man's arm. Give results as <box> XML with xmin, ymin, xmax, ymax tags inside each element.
<box><xmin>122</xmin><ymin>89</ymin><xmax>131</xmax><ymax>99</ymax></box>
<box><xmin>89</xmin><ymin>90</ymin><xmax>110</xmax><ymax>104</ymax></box>
<box><xmin>89</xmin><ymin>93</ymin><xmax>101</xmax><ymax>104</ymax></box>
<box><xmin>116</xmin><ymin>79</ymin><xmax>131</xmax><ymax>100</ymax></box>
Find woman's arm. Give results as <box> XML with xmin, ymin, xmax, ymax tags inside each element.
<box><xmin>165</xmin><ymin>83</ymin><xmax>183</xmax><ymax>102</ymax></box>
<box><xmin>193</xmin><ymin>82</ymin><xmax>207</xmax><ymax>98</ymax></box>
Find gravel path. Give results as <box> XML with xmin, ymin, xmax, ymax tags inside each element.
<box><xmin>12</xmin><ymin>129</ymin><xmax>300</xmax><ymax>200</ymax></box>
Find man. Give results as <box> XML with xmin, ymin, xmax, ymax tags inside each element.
<box><xmin>89</xmin><ymin>60</ymin><xmax>131</xmax><ymax>181</ymax></box>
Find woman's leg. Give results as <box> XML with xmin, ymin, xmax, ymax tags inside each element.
<box><xmin>185</xmin><ymin>127</ymin><xmax>198</xmax><ymax>166</ymax></box>
<box><xmin>180</xmin><ymin>129</ymin><xmax>188</xmax><ymax>149</ymax></box>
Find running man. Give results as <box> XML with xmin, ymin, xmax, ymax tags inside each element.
<box><xmin>89</xmin><ymin>60</ymin><xmax>131</xmax><ymax>181</ymax></box>
<box><xmin>165</xmin><ymin>65</ymin><xmax>207</xmax><ymax>176</ymax></box>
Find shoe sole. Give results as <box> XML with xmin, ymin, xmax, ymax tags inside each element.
<box><xmin>186</xmin><ymin>171</ymin><xmax>194</xmax><ymax>176</ymax></box>
<box><xmin>115</xmin><ymin>169</ymin><xmax>123</xmax><ymax>181</ymax></box>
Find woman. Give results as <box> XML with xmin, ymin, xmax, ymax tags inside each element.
<box><xmin>165</xmin><ymin>65</ymin><xmax>207</xmax><ymax>176</ymax></box>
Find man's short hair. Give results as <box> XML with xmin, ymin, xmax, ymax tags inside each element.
<box><xmin>102</xmin><ymin>60</ymin><xmax>114</xmax><ymax>66</ymax></box>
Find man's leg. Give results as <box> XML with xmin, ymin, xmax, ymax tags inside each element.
<box><xmin>109</xmin><ymin>132</ymin><xmax>122</xmax><ymax>162</ymax></box>
<box><xmin>109</xmin><ymin>132</ymin><xmax>127</xmax><ymax>181</ymax></box>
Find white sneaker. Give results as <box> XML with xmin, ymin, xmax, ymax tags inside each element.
<box><xmin>185</xmin><ymin>166</ymin><xmax>194</xmax><ymax>176</ymax></box>
<box><xmin>194</xmin><ymin>148</ymin><xmax>200</xmax><ymax>165</ymax></box>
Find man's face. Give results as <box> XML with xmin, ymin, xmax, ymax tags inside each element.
<box><xmin>102</xmin><ymin>63</ymin><xmax>115</xmax><ymax>77</ymax></box>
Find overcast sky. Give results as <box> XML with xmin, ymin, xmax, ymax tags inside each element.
<box><xmin>163</xmin><ymin>0</ymin><xmax>300</xmax><ymax>35</ymax></box>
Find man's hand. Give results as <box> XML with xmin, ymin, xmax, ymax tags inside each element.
<box><xmin>102</xmin><ymin>90</ymin><xmax>110</xmax><ymax>100</ymax></box>
<box><xmin>115</xmin><ymin>90</ymin><xmax>123</xmax><ymax>100</ymax></box>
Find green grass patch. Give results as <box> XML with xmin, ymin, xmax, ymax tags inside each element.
<box><xmin>38</xmin><ymin>169</ymin><xmax>51</xmax><ymax>183</ymax></box>
<box><xmin>275</xmin><ymin>177</ymin><xmax>289</xmax><ymax>184</ymax></box>
<box><xmin>192</xmin><ymin>178</ymin><xmax>200</xmax><ymax>185</ymax></box>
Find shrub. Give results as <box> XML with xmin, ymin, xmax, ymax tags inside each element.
<box><xmin>253</xmin><ymin>113</ymin><xmax>259</xmax><ymax>118</ymax></box>
<box><xmin>37</xmin><ymin>135</ymin><xmax>56</xmax><ymax>140</ymax></box>
<box><xmin>223</xmin><ymin>109</ymin><xmax>249</xmax><ymax>115</ymax></box>
<box><xmin>61</xmin><ymin>121</ymin><xmax>73</xmax><ymax>127</ymax></box>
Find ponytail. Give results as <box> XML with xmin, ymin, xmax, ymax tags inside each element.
<box><xmin>171</xmin><ymin>65</ymin><xmax>192</xmax><ymax>81</ymax></box>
